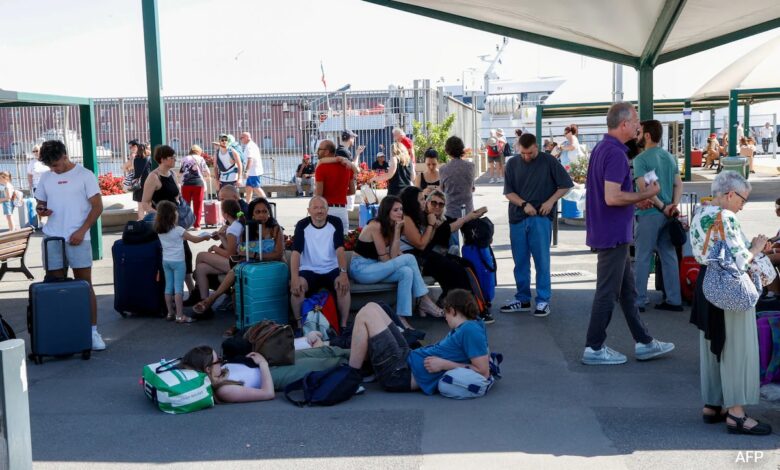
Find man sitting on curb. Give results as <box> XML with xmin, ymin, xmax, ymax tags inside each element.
<box><xmin>290</xmin><ymin>196</ymin><xmax>351</xmax><ymax>329</ymax></box>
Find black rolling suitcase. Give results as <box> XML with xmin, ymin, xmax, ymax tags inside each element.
<box><xmin>27</xmin><ymin>237</ymin><xmax>92</xmax><ymax>364</ymax></box>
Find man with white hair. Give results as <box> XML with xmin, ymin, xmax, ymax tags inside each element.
<box><xmin>393</xmin><ymin>127</ymin><xmax>415</xmax><ymax>162</ymax></box>
<box><xmin>240</xmin><ymin>132</ymin><xmax>266</xmax><ymax>202</ymax></box>
<box><xmin>582</xmin><ymin>102</ymin><xmax>674</xmax><ymax>366</ymax></box>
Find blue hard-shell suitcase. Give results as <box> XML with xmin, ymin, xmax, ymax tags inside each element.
<box><xmin>27</xmin><ymin>237</ymin><xmax>92</xmax><ymax>364</ymax></box>
<box><xmin>112</xmin><ymin>238</ymin><xmax>166</xmax><ymax>317</ymax></box>
<box><xmin>233</xmin><ymin>221</ymin><xmax>290</xmax><ymax>329</ymax></box>
<box><xmin>235</xmin><ymin>261</ymin><xmax>290</xmax><ymax>329</ymax></box>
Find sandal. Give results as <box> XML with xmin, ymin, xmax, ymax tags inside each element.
<box><xmin>726</xmin><ymin>413</ymin><xmax>772</xmax><ymax>435</ymax></box>
<box><xmin>176</xmin><ymin>315</ymin><xmax>196</xmax><ymax>324</ymax></box>
<box><xmin>418</xmin><ymin>300</ymin><xmax>444</xmax><ymax>318</ymax></box>
<box><xmin>166</xmin><ymin>312</ymin><xmax>175</xmax><ymax>322</ymax></box>
<box><xmin>192</xmin><ymin>299</ymin><xmax>213</xmax><ymax>315</ymax></box>
<box><xmin>702</xmin><ymin>405</ymin><xmax>727</xmax><ymax>424</ymax></box>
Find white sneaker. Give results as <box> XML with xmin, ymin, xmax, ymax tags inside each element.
<box><xmin>635</xmin><ymin>339</ymin><xmax>674</xmax><ymax>361</ymax></box>
<box><xmin>489</xmin><ymin>177</ymin><xmax>496</xmax><ymax>183</ymax></box>
<box><xmin>92</xmin><ymin>331</ymin><xmax>106</xmax><ymax>351</ymax></box>
<box><xmin>498</xmin><ymin>177</ymin><xmax>504</xmax><ymax>183</ymax></box>
<box><xmin>582</xmin><ymin>345</ymin><xmax>627</xmax><ymax>365</ymax></box>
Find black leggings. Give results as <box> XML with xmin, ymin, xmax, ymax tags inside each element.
<box><xmin>417</xmin><ymin>251</ymin><xmax>471</xmax><ymax>298</ymax></box>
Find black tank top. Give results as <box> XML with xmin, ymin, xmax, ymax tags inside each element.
<box><xmin>152</xmin><ymin>172</ymin><xmax>180</xmax><ymax>208</ymax></box>
<box><xmin>419</xmin><ymin>174</ymin><xmax>440</xmax><ymax>190</ymax></box>
<box><xmin>354</xmin><ymin>239</ymin><xmax>380</xmax><ymax>260</ymax></box>
<box><xmin>388</xmin><ymin>159</ymin><xmax>413</xmax><ymax>196</ymax></box>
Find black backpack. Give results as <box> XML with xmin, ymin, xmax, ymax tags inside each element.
<box><xmin>122</xmin><ymin>221</ymin><xmax>158</xmax><ymax>245</ymax></box>
<box><xmin>461</xmin><ymin>217</ymin><xmax>494</xmax><ymax>248</ymax></box>
<box><xmin>284</xmin><ymin>364</ymin><xmax>362</xmax><ymax>407</ymax></box>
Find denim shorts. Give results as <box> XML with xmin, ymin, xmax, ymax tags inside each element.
<box><xmin>2</xmin><ymin>201</ymin><xmax>13</xmax><ymax>216</ymax></box>
<box><xmin>42</xmin><ymin>238</ymin><xmax>93</xmax><ymax>270</ymax></box>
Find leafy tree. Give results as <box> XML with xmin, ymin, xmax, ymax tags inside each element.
<box><xmin>411</xmin><ymin>114</ymin><xmax>456</xmax><ymax>163</ymax></box>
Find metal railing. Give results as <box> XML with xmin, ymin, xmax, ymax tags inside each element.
<box><xmin>0</xmin><ymin>86</ymin><xmax>446</xmax><ymax>191</ymax></box>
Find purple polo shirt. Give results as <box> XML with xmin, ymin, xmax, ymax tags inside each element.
<box><xmin>585</xmin><ymin>134</ymin><xmax>634</xmax><ymax>249</ymax></box>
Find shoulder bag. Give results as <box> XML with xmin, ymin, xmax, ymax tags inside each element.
<box><xmin>701</xmin><ymin>211</ymin><xmax>760</xmax><ymax>311</ymax></box>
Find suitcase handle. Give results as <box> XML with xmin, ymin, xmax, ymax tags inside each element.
<box><xmin>43</xmin><ymin>236</ymin><xmax>68</xmax><ymax>272</ymax></box>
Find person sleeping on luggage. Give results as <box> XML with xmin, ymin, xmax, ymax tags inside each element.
<box><xmin>180</xmin><ymin>340</ymin><xmax>350</xmax><ymax>403</ymax></box>
<box><xmin>347</xmin><ymin>289</ymin><xmax>491</xmax><ymax>396</ymax></box>
<box><xmin>193</xmin><ymin>198</ymin><xmax>285</xmax><ymax>335</ymax></box>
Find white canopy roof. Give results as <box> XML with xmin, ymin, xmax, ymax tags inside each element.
<box><xmin>367</xmin><ymin>0</ymin><xmax>780</xmax><ymax>67</ymax></box>
<box><xmin>693</xmin><ymin>35</ymin><xmax>780</xmax><ymax>100</ymax></box>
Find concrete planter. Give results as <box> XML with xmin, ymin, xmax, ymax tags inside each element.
<box><xmin>101</xmin><ymin>192</ymin><xmax>137</xmax><ymax>228</ymax></box>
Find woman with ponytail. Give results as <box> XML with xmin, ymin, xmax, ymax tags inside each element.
<box><xmin>347</xmin><ymin>289</ymin><xmax>491</xmax><ymax>395</ymax></box>
<box><xmin>192</xmin><ymin>198</ymin><xmax>244</xmax><ymax>311</ymax></box>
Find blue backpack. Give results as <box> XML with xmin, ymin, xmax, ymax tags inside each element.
<box><xmin>284</xmin><ymin>364</ymin><xmax>363</xmax><ymax>407</ymax></box>
<box><xmin>461</xmin><ymin>244</ymin><xmax>497</xmax><ymax>303</ymax></box>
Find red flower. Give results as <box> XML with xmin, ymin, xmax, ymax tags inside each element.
<box><xmin>98</xmin><ymin>172</ymin><xmax>124</xmax><ymax>196</ymax></box>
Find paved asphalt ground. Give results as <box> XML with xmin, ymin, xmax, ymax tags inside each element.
<box><xmin>1</xmin><ymin>168</ymin><xmax>778</xmax><ymax>469</ymax></box>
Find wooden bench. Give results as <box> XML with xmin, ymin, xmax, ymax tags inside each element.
<box><xmin>0</xmin><ymin>227</ymin><xmax>35</xmax><ymax>281</ymax></box>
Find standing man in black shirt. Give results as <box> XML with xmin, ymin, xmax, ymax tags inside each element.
<box><xmin>501</xmin><ymin>133</ymin><xmax>573</xmax><ymax>317</ymax></box>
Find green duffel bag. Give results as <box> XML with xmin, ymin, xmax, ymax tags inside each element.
<box><xmin>142</xmin><ymin>358</ymin><xmax>214</xmax><ymax>414</ymax></box>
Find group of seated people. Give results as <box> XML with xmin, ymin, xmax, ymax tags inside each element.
<box><xmin>183</xmin><ymin>185</ymin><xmax>491</xmax><ymax>334</ymax></box>
<box><xmin>180</xmin><ymin>288</ymin><xmax>492</xmax><ymax>402</ymax></box>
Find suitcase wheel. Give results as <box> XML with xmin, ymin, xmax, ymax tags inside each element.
<box><xmin>82</xmin><ymin>350</ymin><xmax>91</xmax><ymax>360</ymax></box>
<box><xmin>28</xmin><ymin>353</ymin><xmax>42</xmax><ymax>365</ymax></box>
<box><xmin>116</xmin><ymin>309</ymin><xmax>128</xmax><ymax>318</ymax></box>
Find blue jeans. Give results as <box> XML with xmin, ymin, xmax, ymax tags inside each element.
<box><xmin>162</xmin><ymin>260</ymin><xmax>186</xmax><ymax>295</ymax></box>
<box><xmin>509</xmin><ymin>216</ymin><xmax>552</xmax><ymax>303</ymax></box>
<box><xmin>634</xmin><ymin>211</ymin><xmax>682</xmax><ymax>306</ymax></box>
<box><xmin>350</xmin><ymin>253</ymin><xmax>428</xmax><ymax>317</ymax></box>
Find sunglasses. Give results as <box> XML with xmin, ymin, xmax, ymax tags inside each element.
<box><xmin>219</xmin><ymin>138</ymin><xmax>228</xmax><ymax>142</ymax></box>
<box><xmin>429</xmin><ymin>200</ymin><xmax>445</xmax><ymax>207</ymax></box>
<box><xmin>210</xmin><ymin>357</ymin><xmax>226</xmax><ymax>367</ymax></box>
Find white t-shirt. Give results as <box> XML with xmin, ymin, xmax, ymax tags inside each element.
<box><xmin>226</xmin><ymin>220</ymin><xmax>244</xmax><ymax>241</ymax></box>
<box><xmin>26</xmin><ymin>160</ymin><xmax>50</xmax><ymax>189</ymax></box>
<box><xmin>158</xmin><ymin>226</ymin><xmax>185</xmax><ymax>262</ymax></box>
<box><xmin>760</xmin><ymin>126</ymin><xmax>773</xmax><ymax>139</ymax></box>
<box><xmin>35</xmin><ymin>164</ymin><xmax>100</xmax><ymax>241</ymax></box>
<box><xmin>244</xmin><ymin>141</ymin><xmax>263</xmax><ymax>177</ymax></box>
<box><xmin>218</xmin><ymin>148</ymin><xmax>239</xmax><ymax>183</ymax></box>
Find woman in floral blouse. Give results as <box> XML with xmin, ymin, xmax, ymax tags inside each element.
<box><xmin>689</xmin><ymin>170</ymin><xmax>771</xmax><ymax>435</ymax></box>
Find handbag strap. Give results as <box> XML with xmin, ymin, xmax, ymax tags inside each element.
<box><xmin>701</xmin><ymin>211</ymin><xmax>726</xmax><ymax>256</ymax></box>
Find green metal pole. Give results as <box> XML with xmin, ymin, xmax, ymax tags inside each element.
<box><xmin>743</xmin><ymin>102</ymin><xmax>750</xmax><ymax>141</ymax></box>
<box><xmin>142</xmin><ymin>0</ymin><xmax>166</xmax><ymax>160</ymax></box>
<box><xmin>638</xmin><ymin>65</ymin><xmax>654</xmax><ymax>120</ymax></box>
<box><xmin>683</xmin><ymin>100</ymin><xmax>691</xmax><ymax>182</ymax></box>
<box><xmin>79</xmin><ymin>101</ymin><xmax>103</xmax><ymax>261</ymax></box>
<box><xmin>535</xmin><ymin>104</ymin><xmax>542</xmax><ymax>139</ymax></box>
<box><xmin>728</xmin><ymin>90</ymin><xmax>738</xmax><ymax>156</ymax></box>
<box><xmin>709</xmin><ymin>109</ymin><xmax>716</xmax><ymax>135</ymax></box>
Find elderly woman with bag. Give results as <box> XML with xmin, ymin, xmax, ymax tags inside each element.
<box><xmin>689</xmin><ymin>170</ymin><xmax>772</xmax><ymax>435</ymax></box>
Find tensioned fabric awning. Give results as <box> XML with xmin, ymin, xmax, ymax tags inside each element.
<box><xmin>693</xmin><ymin>35</ymin><xmax>780</xmax><ymax>100</ymax></box>
<box><xmin>364</xmin><ymin>0</ymin><xmax>780</xmax><ymax>68</ymax></box>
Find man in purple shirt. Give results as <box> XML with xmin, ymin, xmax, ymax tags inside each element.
<box><xmin>582</xmin><ymin>102</ymin><xmax>675</xmax><ymax>365</ymax></box>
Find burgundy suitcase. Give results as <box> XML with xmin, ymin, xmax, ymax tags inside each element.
<box><xmin>203</xmin><ymin>179</ymin><xmax>222</xmax><ymax>227</ymax></box>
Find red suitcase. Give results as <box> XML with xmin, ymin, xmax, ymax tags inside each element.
<box><xmin>203</xmin><ymin>179</ymin><xmax>222</xmax><ymax>227</ymax></box>
<box><xmin>679</xmin><ymin>256</ymin><xmax>700</xmax><ymax>303</ymax></box>
<box><xmin>203</xmin><ymin>201</ymin><xmax>221</xmax><ymax>227</ymax></box>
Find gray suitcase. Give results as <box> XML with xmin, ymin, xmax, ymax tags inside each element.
<box><xmin>27</xmin><ymin>237</ymin><xmax>92</xmax><ymax>364</ymax></box>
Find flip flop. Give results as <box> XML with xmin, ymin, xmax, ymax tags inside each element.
<box><xmin>176</xmin><ymin>316</ymin><xmax>196</xmax><ymax>324</ymax></box>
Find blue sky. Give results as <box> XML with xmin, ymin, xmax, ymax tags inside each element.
<box><xmin>1</xmin><ymin>0</ymin><xmax>779</xmax><ymax>101</ymax></box>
